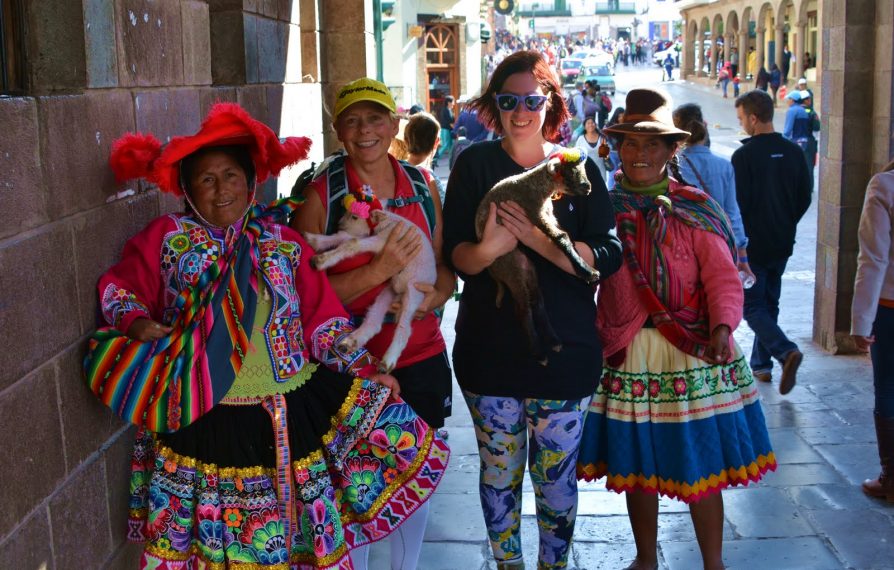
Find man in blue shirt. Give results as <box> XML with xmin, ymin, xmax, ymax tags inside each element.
<box><xmin>783</xmin><ymin>90</ymin><xmax>815</xmax><ymax>169</ymax></box>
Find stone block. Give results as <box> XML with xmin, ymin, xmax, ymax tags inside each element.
<box><xmin>0</xmin><ymin>224</ymin><xmax>80</xmax><ymax>392</ymax></box>
<box><xmin>0</xmin><ymin>98</ymin><xmax>46</xmax><ymax>241</ymax></box>
<box><xmin>816</xmin><ymin>201</ymin><xmax>840</xmax><ymax>249</ymax></box>
<box><xmin>38</xmin><ymin>91</ymin><xmax>137</xmax><ymax>221</ymax></box>
<box><xmin>85</xmin><ymin>0</ymin><xmax>120</xmax><ymax>88</ymax></box>
<box><xmin>259</xmin><ymin>0</ymin><xmax>278</xmax><ymax>18</ymax></box>
<box><xmin>0</xmin><ymin>364</ymin><xmax>65</xmax><ymax>538</ymax></box>
<box><xmin>208</xmin><ymin>0</ymin><xmax>249</xmax><ymax>9</ymax></box>
<box><xmin>134</xmin><ymin>88</ymin><xmax>202</xmax><ymax>144</ymax></box>
<box><xmin>106</xmin><ymin>542</ymin><xmax>143</xmax><ymax>569</ymax></box>
<box><xmin>280</xmin><ymin>0</ymin><xmax>298</xmax><ymax>22</ymax></box>
<box><xmin>824</xmin><ymin>115</ymin><xmax>843</xmax><ymax>162</ymax></box>
<box><xmin>26</xmin><ymin>0</ymin><xmax>87</xmax><ymax>92</ymax></box>
<box><xmin>301</xmin><ymin>30</ymin><xmax>321</xmax><ymax>82</ymax></box>
<box><xmin>210</xmin><ymin>10</ymin><xmax>247</xmax><ymax>84</ymax></box>
<box><xmin>55</xmin><ymin>344</ymin><xmax>126</xmax><ymax>472</ymax></box>
<box><xmin>116</xmin><ymin>0</ymin><xmax>185</xmax><ymax>87</ymax></box>
<box><xmin>237</xmin><ymin>85</ymin><xmax>269</xmax><ymax>125</ymax></box>
<box><xmin>158</xmin><ymin>189</ymin><xmax>186</xmax><ymax>216</ymax></box>
<box><xmin>199</xmin><ymin>86</ymin><xmax>239</xmax><ymax>117</ymax></box>
<box><xmin>299</xmin><ymin>0</ymin><xmax>318</xmax><ymax>29</ymax></box>
<box><xmin>181</xmin><ymin>1</ymin><xmax>213</xmax><ymax>86</ymax></box>
<box><xmin>49</xmin><ymin>458</ymin><xmax>113</xmax><ymax>567</ymax></box>
<box><xmin>71</xmin><ymin>192</ymin><xmax>159</xmax><ymax>336</ymax></box>
<box><xmin>872</xmin><ymin>122</ymin><xmax>893</xmax><ymax>169</ymax></box>
<box><xmin>0</xmin><ymin>509</ymin><xmax>54</xmax><ymax>570</ymax></box>
<box><xmin>257</xmin><ymin>17</ymin><xmax>287</xmax><ymax>83</ymax></box>
<box><xmin>104</xmin><ymin>426</ymin><xmax>138</xmax><ymax>545</ymax></box>
<box><xmin>826</xmin><ymin>26</ymin><xmax>845</xmax><ymax>72</ymax></box>
<box><xmin>323</xmin><ymin>33</ymin><xmax>370</xmax><ymax>85</ymax></box>
<box><xmin>245</xmin><ymin>13</ymin><xmax>260</xmax><ymax>84</ymax></box>
<box><xmin>840</xmin><ymin>160</ymin><xmax>874</xmax><ymax>208</ymax></box>
<box><xmin>322</xmin><ymin>0</ymin><xmax>368</xmax><ymax>33</ymax></box>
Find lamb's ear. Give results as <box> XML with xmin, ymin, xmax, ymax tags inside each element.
<box><xmin>370</xmin><ymin>209</ymin><xmax>387</xmax><ymax>223</ymax></box>
<box><xmin>547</xmin><ymin>157</ymin><xmax>562</xmax><ymax>175</ymax></box>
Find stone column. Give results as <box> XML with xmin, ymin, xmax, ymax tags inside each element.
<box><xmin>755</xmin><ymin>27</ymin><xmax>765</xmax><ymax>75</ymax></box>
<box><xmin>723</xmin><ymin>32</ymin><xmax>732</xmax><ymax>67</ymax></box>
<box><xmin>708</xmin><ymin>34</ymin><xmax>716</xmax><ymax>78</ymax></box>
<box><xmin>794</xmin><ymin>21</ymin><xmax>807</xmax><ymax>79</ymax></box>
<box><xmin>682</xmin><ymin>24</ymin><xmax>694</xmax><ymax>77</ymax></box>
<box><xmin>814</xmin><ymin>0</ymin><xmax>894</xmax><ymax>352</ymax></box>
<box><xmin>696</xmin><ymin>25</ymin><xmax>705</xmax><ymax>76</ymax></box>
<box><xmin>738</xmin><ymin>29</ymin><xmax>749</xmax><ymax>77</ymax></box>
<box><xmin>775</xmin><ymin>24</ymin><xmax>784</xmax><ymax>71</ymax></box>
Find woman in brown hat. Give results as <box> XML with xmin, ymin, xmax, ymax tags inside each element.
<box><xmin>576</xmin><ymin>89</ymin><xmax>776</xmax><ymax>570</ymax></box>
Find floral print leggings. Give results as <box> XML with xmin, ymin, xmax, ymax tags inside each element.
<box><xmin>463</xmin><ymin>391</ymin><xmax>591</xmax><ymax>569</ymax></box>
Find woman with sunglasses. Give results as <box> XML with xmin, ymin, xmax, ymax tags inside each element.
<box><xmin>442</xmin><ymin>50</ymin><xmax>622</xmax><ymax>570</ymax></box>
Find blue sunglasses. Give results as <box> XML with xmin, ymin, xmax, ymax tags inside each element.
<box><xmin>495</xmin><ymin>93</ymin><xmax>548</xmax><ymax>112</ymax></box>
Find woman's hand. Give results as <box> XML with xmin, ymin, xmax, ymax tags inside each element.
<box><xmin>371</xmin><ymin>222</ymin><xmax>422</xmax><ymax>282</ymax></box>
<box><xmin>497</xmin><ymin>200</ymin><xmax>544</xmax><ymax>249</ymax></box>
<box><xmin>371</xmin><ymin>372</ymin><xmax>401</xmax><ymax>396</ymax></box>
<box><xmin>705</xmin><ymin>324</ymin><xmax>731</xmax><ymax>364</ymax></box>
<box><xmin>126</xmin><ymin>317</ymin><xmax>173</xmax><ymax>341</ymax></box>
<box><xmin>480</xmin><ymin>202</ymin><xmax>518</xmax><ymax>261</ymax></box>
<box><xmin>853</xmin><ymin>335</ymin><xmax>874</xmax><ymax>353</ymax></box>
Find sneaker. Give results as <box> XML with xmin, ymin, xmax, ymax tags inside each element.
<box><xmin>753</xmin><ymin>370</ymin><xmax>772</xmax><ymax>383</ymax></box>
<box><xmin>779</xmin><ymin>349</ymin><xmax>803</xmax><ymax>395</ymax></box>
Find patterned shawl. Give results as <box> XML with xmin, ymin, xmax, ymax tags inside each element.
<box><xmin>612</xmin><ymin>178</ymin><xmax>736</xmax><ymax>359</ymax></box>
<box><xmin>83</xmin><ymin>198</ymin><xmax>301</xmax><ymax>433</ymax></box>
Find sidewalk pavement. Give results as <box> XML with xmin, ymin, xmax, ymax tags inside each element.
<box><xmin>387</xmin><ymin>80</ymin><xmax>893</xmax><ymax>570</ymax></box>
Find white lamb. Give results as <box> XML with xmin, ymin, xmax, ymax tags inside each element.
<box><xmin>304</xmin><ymin>207</ymin><xmax>436</xmax><ymax>373</ymax></box>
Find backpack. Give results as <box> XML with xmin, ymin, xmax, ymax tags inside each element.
<box><xmin>600</xmin><ymin>93</ymin><xmax>612</xmax><ymax>113</ymax></box>
<box><xmin>565</xmin><ymin>92</ymin><xmax>577</xmax><ymax>117</ymax></box>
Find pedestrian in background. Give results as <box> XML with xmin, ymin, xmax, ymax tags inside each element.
<box><xmin>782</xmin><ymin>90</ymin><xmax>814</xmax><ymax>168</ymax></box>
<box><xmin>605</xmin><ymin>106</ymin><xmax>626</xmax><ymax>189</ymax></box>
<box><xmin>578</xmin><ymin>88</ymin><xmax>776</xmax><ymax>570</ymax></box>
<box><xmin>852</xmin><ymin>158</ymin><xmax>894</xmax><ymax>504</ymax></box>
<box><xmin>442</xmin><ymin>50</ymin><xmax>621</xmax><ymax>570</ymax></box>
<box><xmin>435</xmin><ymin>95</ymin><xmax>456</xmax><ymax>166</ymax></box>
<box><xmin>405</xmin><ymin>111</ymin><xmax>447</xmax><ymax>202</ymax></box>
<box><xmin>733</xmin><ymin>89</ymin><xmax>813</xmax><ymax>394</ymax></box>
<box><xmin>663</xmin><ymin>52</ymin><xmax>675</xmax><ymax>81</ymax></box>
<box><xmin>755</xmin><ymin>65</ymin><xmax>770</xmax><ymax>92</ymax></box>
<box><xmin>574</xmin><ymin>115</ymin><xmax>609</xmax><ymax>184</ymax></box>
<box><xmin>673</xmin><ymin>102</ymin><xmax>753</xmax><ymax>286</ymax></box>
<box><xmin>769</xmin><ymin>63</ymin><xmax>782</xmax><ymax>105</ymax></box>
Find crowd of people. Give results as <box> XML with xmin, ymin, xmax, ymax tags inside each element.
<box><xmin>81</xmin><ymin>31</ymin><xmax>894</xmax><ymax>570</ymax></box>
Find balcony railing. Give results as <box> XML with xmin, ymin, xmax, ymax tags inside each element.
<box><xmin>595</xmin><ymin>1</ymin><xmax>636</xmax><ymax>14</ymax></box>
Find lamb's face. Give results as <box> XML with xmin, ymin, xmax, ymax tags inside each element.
<box><xmin>547</xmin><ymin>157</ymin><xmax>591</xmax><ymax>197</ymax></box>
<box><xmin>338</xmin><ymin>212</ymin><xmax>371</xmax><ymax>236</ymax></box>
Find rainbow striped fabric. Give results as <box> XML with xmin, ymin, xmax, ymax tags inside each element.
<box><xmin>83</xmin><ymin>198</ymin><xmax>300</xmax><ymax>433</ymax></box>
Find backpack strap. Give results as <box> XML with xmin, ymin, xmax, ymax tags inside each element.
<box><xmin>394</xmin><ymin>161</ymin><xmax>437</xmax><ymax>236</ymax></box>
<box><xmin>323</xmin><ymin>151</ymin><xmax>349</xmax><ymax>234</ymax></box>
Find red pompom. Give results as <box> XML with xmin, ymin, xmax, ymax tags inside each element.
<box><xmin>109</xmin><ymin>133</ymin><xmax>163</xmax><ymax>184</ymax></box>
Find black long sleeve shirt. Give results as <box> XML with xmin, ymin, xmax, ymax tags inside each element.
<box><xmin>442</xmin><ymin>141</ymin><xmax>622</xmax><ymax>399</ymax></box>
<box><xmin>731</xmin><ymin>132</ymin><xmax>813</xmax><ymax>265</ymax></box>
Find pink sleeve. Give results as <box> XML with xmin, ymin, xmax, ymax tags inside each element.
<box><xmin>97</xmin><ymin>216</ymin><xmax>172</xmax><ymax>333</ymax></box>
<box><xmin>694</xmin><ymin>229</ymin><xmax>743</xmax><ymax>333</ymax></box>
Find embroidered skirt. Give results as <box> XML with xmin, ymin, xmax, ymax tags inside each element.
<box><xmin>576</xmin><ymin>328</ymin><xmax>776</xmax><ymax>503</ymax></box>
<box><xmin>128</xmin><ymin>365</ymin><xmax>449</xmax><ymax>569</ymax></box>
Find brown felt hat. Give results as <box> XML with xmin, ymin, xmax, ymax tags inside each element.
<box><xmin>603</xmin><ymin>88</ymin><xmax>690</xmax><ymax>141</ymax></box>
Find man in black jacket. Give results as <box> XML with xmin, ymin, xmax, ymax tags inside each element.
<box><xmin>733</xmin><ymin>89</ymin><xmax>813</xmax><ymax>395</ymax></box>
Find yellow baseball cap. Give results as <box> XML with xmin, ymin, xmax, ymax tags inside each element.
<box><xmin>333</xmin><ymin>77</ymin><xmax>397</xmax><ymax>121</ymax></box>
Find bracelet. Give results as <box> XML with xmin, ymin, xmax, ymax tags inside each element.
<box><xmin>739</xmin><ymin>256</ymin><xmax>748</xmax><ymax>263</ymax></box>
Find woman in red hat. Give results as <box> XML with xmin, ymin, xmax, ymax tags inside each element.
<box><xmin>576</xmin><ymin>89</ymin><xmax>775</xmax><ymax>570</ymax></box>
<box><xmin>85</xmin><ymin>103</ymin><xmax>449</xmax><ymax>570</ymax></box>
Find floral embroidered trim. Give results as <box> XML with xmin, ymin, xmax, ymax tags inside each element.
<box><xmin>153</xmin><ymin>442</ymin><xmax>276</xmax><ymax>479</ymax></box>
<box><xmin>101</xmin><ymin>283</ymin><xmax>150</xmax><ymax>329</ymax></box>
<box><xmin>144</xmin><ymin>542</ymin><xmax>291</xmax><ymax>569</ymax></box>
<box><xmin>577</xmin><ymin>452</ymin><xmax>778</xmax><ymax>503</ymax></box>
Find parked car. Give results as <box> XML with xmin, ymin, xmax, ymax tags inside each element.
<box><xmin>580</xmin><ymin>64</ymin><xmax>615</xmax><ymax>95</ymax></box>
<box><xmin>653</xmin><ymin>46</ymin><xmax>678</xmax><ymax>67</ymax></box>
<box><xmin>559</xmin><ymin>59</ymin><xmax>583</xmax><ymax>85</ymax></box>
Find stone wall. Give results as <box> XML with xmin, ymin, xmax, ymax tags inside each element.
<box><xmin>0</xmin><ymin>0</ymin><xmax>363</xmax><ymax>566</ymax></box>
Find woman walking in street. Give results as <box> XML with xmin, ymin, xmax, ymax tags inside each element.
<box><xmin>576</xmin><ymin>88</ymin><xmax>776</xmax><ymax>570</ymax></box>
<box><xmin>574</xmin><ymin>114</ymin><xmax>610</xmax><ymax>185</ymax></box>
<box><xmin>442</xmin><ymin>50</ymin><xmax>622</xmax><ymax>569</ymax></box>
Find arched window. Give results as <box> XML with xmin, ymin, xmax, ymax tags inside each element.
<box><xmin>424</xmin><ymin>24</ymin><xmax>458</xmax><ymax>116</ymax></box>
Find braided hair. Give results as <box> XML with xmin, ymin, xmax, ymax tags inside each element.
<box><xmin>668</xmin><ymin>153</ymin><xmax>694</xmax><ymax>188</ymax></box>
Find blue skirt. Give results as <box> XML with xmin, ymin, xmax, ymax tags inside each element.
<box><xmin>577</xmin><ymin>329</ymin><xmax>776</xmax><ymax>503</ymax></box>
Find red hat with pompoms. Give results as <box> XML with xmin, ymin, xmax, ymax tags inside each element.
<box><xmin>109</xmin><ymin>103</ymin><xmax>312</xmax><ymax>195</ymax></box>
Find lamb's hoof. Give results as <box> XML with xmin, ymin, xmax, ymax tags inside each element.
<box><xmin>310</xmin><ymin>256</ymin><xmax>324</xmax><ymax>270</ymax></box>
<box><xmin>377</xmin><ymin>361</ymin><xmax>395</xmax><ymax>374</ymax></box>
<box><xmin>337</xmin><ymin>337</ymin><xmax>359</xmax><ymax>353</ymax></box>
<box><xmin>551</xmin><ymin>343</ymin><xmax>563</xmax><ymax>353</ymax></box>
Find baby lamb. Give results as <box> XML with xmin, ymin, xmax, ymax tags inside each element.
<box><xmin>304</xmin><ymin>193</ymin><xmax>436</xmax><ymax>373</ymax></box>
<box><xmin>475</xmin><ymin>147</ymin><xmax>600</xmax><ymax>365</ymax></box>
